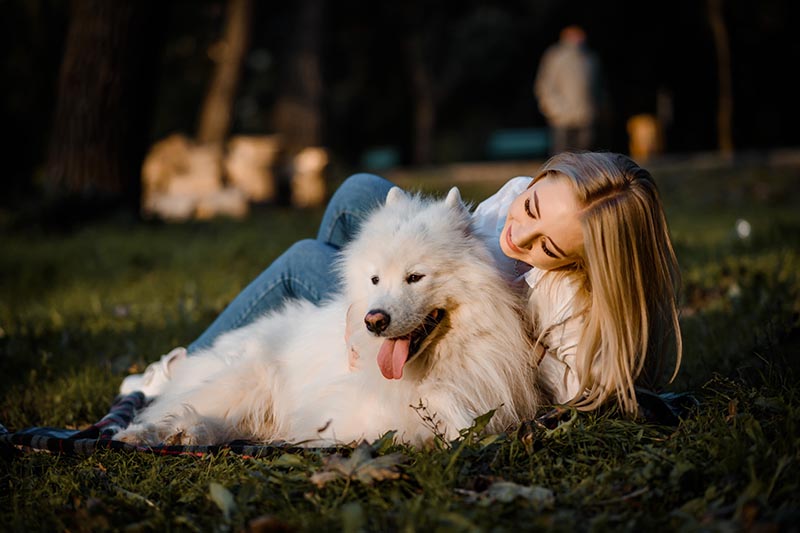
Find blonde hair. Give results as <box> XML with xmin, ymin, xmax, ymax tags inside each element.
<box><xmin>533</xmin><ymin>151</ymin><xmax>682</xmax><ymax>415</ymax></box>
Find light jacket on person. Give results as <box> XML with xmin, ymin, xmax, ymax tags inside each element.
<box><xmin>534</xmin><ymin>41</ymin><xmax>600</xmax><ymax>128</ymax></box>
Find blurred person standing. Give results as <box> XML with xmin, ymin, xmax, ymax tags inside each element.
<box><xmin>534</xmin><ymin>25</ymin><xmax>602</xmax><ymax>155</ymax></box>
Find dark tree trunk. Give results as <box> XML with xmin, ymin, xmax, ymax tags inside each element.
<box><xmin>44</xmin><ymin>0</ymin><xmax>161</xmax><ymax>216</ymax></box>
<box><xmin>197</xmin><ymin>0</ymin><xmax>252</xmax><ymax>146</ymax></box>
<box><xmin>708</xmin><ymin>0</ymin><xmax>734</xmax><ymax>157</ymax></box>
<box><xmin>271</xmin><ymin>0</ymin><xmax>324</xmax><ymax>155</ymax></box>
<box><xmin>407</xmin><ymin>35</ymin><xmax>436</xmax><ymax>166</ymax></box>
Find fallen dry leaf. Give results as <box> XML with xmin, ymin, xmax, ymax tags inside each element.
<box><xmin>309</xmin><ymin>442</ymin><xmax>406</xmax><ymax>488</ymax></box>
<box><xmin>209</xmin><ymin>481</ymin><xmax>237</xmax><ymax>520</ymax></box>
<box><xmin>456</xmin><ymin>480</ymin><xmax>555</xmax><ymax>510</ymax></box>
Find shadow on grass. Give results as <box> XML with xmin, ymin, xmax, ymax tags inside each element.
<box><xmin>0</xmin><ymin>317</ymin><xmax>212</xmax><ymax>431</ymax></box>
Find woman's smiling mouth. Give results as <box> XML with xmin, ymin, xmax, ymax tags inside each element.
<box><xmin>505</xmin><ymin>226</ymin><xmax>524</xmax><ymax>254</ymax></box>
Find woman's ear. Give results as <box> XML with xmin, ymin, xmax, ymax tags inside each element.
<box><xmin>385</xmin><ymin>186</ymin><xmax>408</xmax><ymax>206</ymax></box>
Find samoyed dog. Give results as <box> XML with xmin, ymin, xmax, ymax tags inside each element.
<box><xmin>114</xmin><ymin>187</ymin><xmax>539</xmax><ymax>447</ymax></box>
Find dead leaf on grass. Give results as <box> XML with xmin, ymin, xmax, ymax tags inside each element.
<box><xmin>209</xmin><ymin>481</ymin><xmax>237</xmax><ymax>521</ymax></box>
<box><xmin>456</xmin><ymin>480</ymin><xmax>555</xmax><ymax>510</ymax></box>
<box><xmin>309</xmin><ymin>442</ymin><xmax>407</xmax><ymax>488</ymax></box>
<box><xmin>247</xmin><ymin>514</ymin><xmax>295</xmax><ymax>533</ymax></box>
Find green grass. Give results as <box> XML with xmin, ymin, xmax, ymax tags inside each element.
<box><xmin>1</xmin><ymin>161</ymin><xmax>799</xmax><ymax>531</ymax></box>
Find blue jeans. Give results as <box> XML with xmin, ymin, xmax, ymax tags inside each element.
<box><xmin>188</xmin><ymin>173</ymin><xmax>395</xmax><ymax>353</ymax></box>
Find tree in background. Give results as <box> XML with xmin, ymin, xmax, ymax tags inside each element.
<box><xmin>43</xmin><ymin>0</ymin><xmax>161</xmax><ymax>215</ymax></box>
<box><xmin>268</xmin><ymin>0</ymin><xmax>326</xmax><ymax>207</ymax></box>
<box><xmin>271</xmin><ymin>0</ymin><xmax>324</xmax><ymax>155</ymax></box>
<box><xmin>707</xmin><ymin>0</ymin><xmax>734</xmax><ymax>157</ymax></box>
<box><xmin>197</xmin><ymin>0</ymin><xmax>251</xmax><ymax>146</ymax></box>
<box><xmin>401</xmin><ymin>4</ymin><xmax>518</xmax><ymax>165</ymax></box>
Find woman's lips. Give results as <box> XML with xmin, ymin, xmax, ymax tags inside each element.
<box><xmin>505</xmin><ymin>226</ymin><xmax>523</xmax><ymax>254</ymax></box>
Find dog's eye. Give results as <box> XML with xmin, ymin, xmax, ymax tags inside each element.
<box><xmin>371</xmin><ymin>276</ymin><xmax>380</xmax><ymax>285</ymax></box>
<box><xmin>406</xmin><ymin>273</ymin><xmax>425</xmax><ymax>284</ymax></box>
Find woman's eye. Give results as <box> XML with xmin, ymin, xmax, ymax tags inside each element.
<box><xmin>406</xmin><ymin>273</ymin><xmax>425</xmax><ymax>284</ymax></box>
<box><xmin>524</xmin><ymin>198</ymin><xmax>535</xmax><ymax>219</ymax></box>
<box><xmin>541</xmin><ymin>239</ymin><xmax>558</xmax><ymax>259</ymax></box>
<box><xmin>371</xmin><ymin>276</ymin><xmax>380</xmax><ymax>285</ymax></box>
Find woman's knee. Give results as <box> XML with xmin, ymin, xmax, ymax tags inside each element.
<box><xmin>280</xmin><ymin>239</ymin><xmax>340</xmax><ymax>301</ymax></box>
<box><xmin>328</xmin><ymin>173</ymin><xmax>394</xmax><ymax>211</ymax></box>
<box><xmin>284</xmin><ymin>239</ymin><xmax>337</xmax><ymax>265</ymax></box>
<box><xmin>318</xmin><ymin>173</ymin><xmax>395</xmax><ymax>245</ymax></box>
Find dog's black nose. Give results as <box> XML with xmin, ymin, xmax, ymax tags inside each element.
<box><xmin>364</xmin><ymin>309</ymin><xmax>391</xmax><ymax>333</ymax></box>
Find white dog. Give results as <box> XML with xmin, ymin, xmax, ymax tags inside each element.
<box><xmin>114</xmin><ymin>187</ymin><xmax>539</xmax><ymax>447</ymax></box>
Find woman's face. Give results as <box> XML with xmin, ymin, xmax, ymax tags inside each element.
<box><xmin>500</xmin><ymin>175</ymin><xmax>584</xmax><ymax>270</ymax></box>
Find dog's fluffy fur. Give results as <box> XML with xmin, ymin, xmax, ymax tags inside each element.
<box><xmin>114</xmin><ymin>187</ymin><xmax>539</xmax><ymax>447</ymax></box>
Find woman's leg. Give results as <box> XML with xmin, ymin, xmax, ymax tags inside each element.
<box><xmin>188</xmin><ymin>239</ymin><xmax>338</xmax><ymax>353</ymax></box>
<box><xmin>188</xmin><ymin>173</ymin><xmax>395</xmax><ymax>353</ymax></box>
<box><xmin>317</xmin><ymin>173</ymin><xmax>395</xmax><ymax>247</ymax></box>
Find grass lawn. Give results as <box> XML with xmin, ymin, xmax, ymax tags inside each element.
<box><xmin>1</xmin><ymin>159</ymin><xmax>799</xmax><ymax>531</ymax></box>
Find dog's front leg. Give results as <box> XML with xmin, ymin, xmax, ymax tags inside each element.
<box><xmin>114</xmin><ymin>408</ymin><xmax>227</xmax><ymax>446</ymax></box>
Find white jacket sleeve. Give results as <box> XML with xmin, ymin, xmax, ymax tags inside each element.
<box><xmin>471</xmin><ymin>176</ymin><xmax>532</xmax><ymax>235</ymax></box>
<box><xmin>471</xmin><ymin>176</ymin><xmax>532</xmax><ymax>282</ymax></box>
<box><xmin>525</xmin><ymin>268</ymin><xmax>584</xmax><ymax>403</ymax></box>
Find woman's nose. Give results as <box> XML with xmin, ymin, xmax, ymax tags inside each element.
<box><xmin>515</xmin><ymin>222</ymin><xmax>539</xmax><ymax>248</ymax></box>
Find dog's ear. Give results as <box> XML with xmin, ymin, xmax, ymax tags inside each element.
<box><xmin>445</xmin><ymin>187</ymin><xmax>466</xmax><ymax>212</ymax></box>
<box><xmin>385</xmin><ymin>186</ymin><xmax>408</xmax><ymax>206</ymax></box>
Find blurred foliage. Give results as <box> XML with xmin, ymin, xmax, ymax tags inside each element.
<box><xmin>4</xmin><ymin>0</ymin><xmax>800</xmax><ymax>207</ymax></box>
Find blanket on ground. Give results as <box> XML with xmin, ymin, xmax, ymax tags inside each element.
<box><xmin>0</xmin><ymin>389</ymin><xmax>697</xmax><ymax>458</ymax></box>
<box><xmin>0</xmin><ymin>392</ymin><xmax>292</xmax><ymax>458</ymax></box>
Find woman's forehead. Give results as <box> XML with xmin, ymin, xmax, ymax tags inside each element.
<box><xmin>532</xmin><ymin>172</ymin><xmax>578</xmax><ymax>197</ymax></box>
<box><xmin>533</xmin><ymin>169</ymin><xmax>571</xmax><ymax>186</ymax></box>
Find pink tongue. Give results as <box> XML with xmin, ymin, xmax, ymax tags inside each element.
<box><xmin>377</xmin><ymin>337</ymin><xmax>411</xmax><ymax>380</ymax></box>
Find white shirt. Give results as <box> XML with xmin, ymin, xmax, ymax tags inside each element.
<box><xmin>471</xmin><ymin>177</ymin><xmax>583</xmax><ymax>403</ymax></box>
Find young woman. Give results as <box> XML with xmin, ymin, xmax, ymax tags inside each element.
<box><xmin>121</xmin><ymin>151</ymin><xmax>682</xmax><ymax>416</ymax></box>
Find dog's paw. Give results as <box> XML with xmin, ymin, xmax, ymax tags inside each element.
<box><xmin>161</xmin><ymin>424</ymin><xmax>214</xmax><ymax>446</ymax></box>
<box><xmin>114</xmin><ymin>424</ymin><xmax>204</xmax><ymax>446</ymax></box>
<box><xmin>114</xmin><ymin>423</ymin><xmax>164</xmax><ymax>446</ymax></box>
<box><xmin>163</xmin><ymin>429</ymin><xmax>196</xmax><ymax>446</ymax></box>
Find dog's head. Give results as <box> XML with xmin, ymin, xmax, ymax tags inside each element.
<box><xmin>338</xmin><ymin>187</ymin><xmax>490</xmax><ymax>380</ymax></box>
